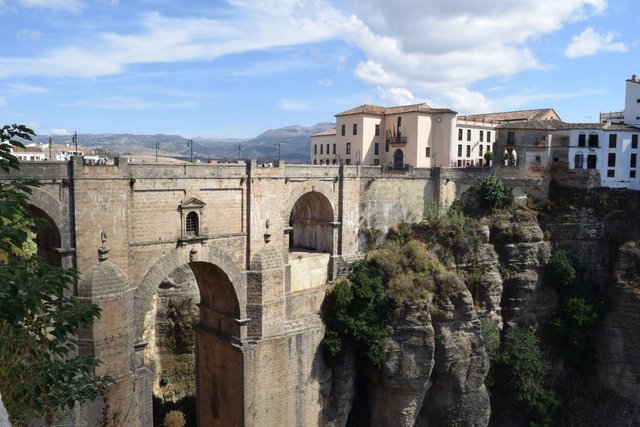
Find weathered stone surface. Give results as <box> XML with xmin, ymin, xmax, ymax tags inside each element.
<box><xmin>369</xmin><ymin>300</ymin><xmax>435</xmax><ymax>427</ymax></box>
<box><xmin>419</xmin><ymin>276</ymin><xmax>490</xmax><ymax>427</ymax></box>
<box><xmin>598</xmin><ymin>242</ymin><xmax>640</xmax><ymax>408</ymax></box>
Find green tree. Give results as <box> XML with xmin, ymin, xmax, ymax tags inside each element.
<box><xmin>492</xmin><ymin>327</ymin><xmax>557</xmax><ymax>425</ymax></box>
<box><xmin>478</xmin><ymin>174</ymin><xmax>511</xmax><ymax>210</ymax></box>
<box><xmin>322</xmin><ymin>261</ymin><xmax>394</xmax><ymax>368</ymax></box>
<box><xmin>0</xmin><ymin>125</ymin><xmax>112</xmax><ymax>426</ymax></box>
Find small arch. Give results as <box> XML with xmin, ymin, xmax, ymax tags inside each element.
<box><xmin>289</xmin><ymin>191</ymin><xmax>334</xmax><ymax>253</ymax></box>
<box><xmin>186</xmin><ymin>211</ymin><xmax>199</xmax><ymax>237</ymax></box>
<box><xmin>503</xmin><ymin>148</ymin><xmax>518</xmax><ymax>166</ymax></box>
<box><xmin>393</xmin><ymin>148</ymin><xmax>404</xmax><ymax>170</ymax></box>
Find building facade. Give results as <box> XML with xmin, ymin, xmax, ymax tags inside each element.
<box><xmin>311</xmin><ymin>103</ymin><xmax>457</xmax><ymax>169</ymax></box>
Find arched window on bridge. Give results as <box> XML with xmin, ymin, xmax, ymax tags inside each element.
<box><xmin>186</xmin><ymin>212</ymin><xmax>199</xmax><ymax>237</ymax></box>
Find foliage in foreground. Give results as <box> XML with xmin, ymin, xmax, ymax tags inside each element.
<box><xmin>0</xmin><ymin>124</ymin><xmax>112</xmax><ymax>426</ymax></box>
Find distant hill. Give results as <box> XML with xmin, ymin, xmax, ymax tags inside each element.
<box><xmin>32</xmin><ymin>123</ymin><xmax>335</xmax><ymax>163</ymax></box>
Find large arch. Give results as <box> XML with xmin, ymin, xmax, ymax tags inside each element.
<box><xmin>289</xmin><ymin>191</ymin><xmax>334</xmax><ymax>253</ymax></box>
<box><xmin>135</xmin><ymin>245</ymin><xmax>247</xmax><ymax>427</ymax></box>
<box><xmin>394</xmin><ymin>148</ymin><xmax>404</xmax><ymax>170</ymax></box>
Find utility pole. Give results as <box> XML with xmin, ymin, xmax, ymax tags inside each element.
<box><xmin>48</xmin><ymin>137</ymin><xmax>52</xmax><ymax>160</ymax></box>
<box><xmin>188</xmin><ymin>139</ymin><xmax>193</xmax><ymax>163</ymax></box>
<box><xmin>155</xmin><ymin>142</ymin><xmax>160</xmax><ymax>163</ymax></box>
<box><xmin>73</xmin><ymin>131</ymin><xmax>78</xmax><ymax>153</ymax></box>
<box><xmin>273</xmin><ymin>143</ymin><xmax>281</xmax><ymax>163</ymax></box>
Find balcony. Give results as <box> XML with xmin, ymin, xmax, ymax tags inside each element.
<box><xmin>386</xmin><ymin>136</ymin><xmax>407</xmax><ymax>145</ymax></box>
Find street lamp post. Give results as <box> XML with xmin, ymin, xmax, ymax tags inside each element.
<box><xmin>155</xmin><ymin>142</ymin><xmax>160</xmax><ymax>163</ymax></box>
<box><xmin>48</xmin><ymin>137</ymin><xmax>52</xmax><ymax>160</ymax></box>
<box><xmin>187</xmin><ymin>139</ymin><xmax>193</xmax><ymax>163</ymax></box>
<box><xmin>73</xmin><ymin>131</ymin><xmax>77</xmax><ymax>154</ymax></box>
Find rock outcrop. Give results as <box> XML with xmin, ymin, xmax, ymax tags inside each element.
<box><xmin>367</xmin><ymin>276</ymin><xmax>490</xmax><ymax>427</ymax></box>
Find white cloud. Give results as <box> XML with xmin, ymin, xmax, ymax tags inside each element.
<box><xmin>565</xmin><ymin>27</ymin><xmax>627</xmax><ymax>58</ymax></box>
<box><xmin>17</xmin><ymin>29</ymin><xmax>41</xmax><ymax>40</ymax></box>
<box><xmin>279</xmin><ymin>98</ymin><xmax>310</xmax><ymax>111</ymax></box>
<box><xmin>318</xmin><ymin>78</ymin><xmax>333</xmax><ymax>87</ymax></box>
<box><xmin>18</xmin><ymin>0</ymin><xmax>84</xmax><ymax>12</ymax></box>
<box><xmin>7</xmin><ymin>82</ymin><xmax>50</xmax><ymax>94</ymax></box>
<box><xmin>51</xmin><ymin>128</ymin><xmax>69</xmax><ymax>135</ymax></box>
<box><xmin>338</xmin><ymin>0</ymin><xmax>607</xmax><ymax>112</ymax></box>
<box><xmin>377</xmin><ymin>87</ymin><xmax>414</xmax><ymax>105</ymax></box>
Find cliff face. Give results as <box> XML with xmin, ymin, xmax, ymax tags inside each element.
<box><xmin>366</xmin><ymin>276</ymin><xmax>490</xmax><ymax>427</ymax></box>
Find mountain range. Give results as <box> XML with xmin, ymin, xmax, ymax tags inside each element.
<box><xmin>32</xmin><ymin>123</ymin><xmax>335</xmax><ymax>163</ymax></box>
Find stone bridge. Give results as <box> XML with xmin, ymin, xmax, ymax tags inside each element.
<box><xmin>3</xmin><ymin>158</ymin><xmax>494</xmax><ymax>426</ymax></box>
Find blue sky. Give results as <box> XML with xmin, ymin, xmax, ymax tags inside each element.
<box><xmin>0</xmin><ymin>0</ymin><xmax>638</xmax><ymax>139</ymax></box>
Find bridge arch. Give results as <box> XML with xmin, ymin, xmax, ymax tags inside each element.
<box><xmin>135</xmin><ymin>244</ymin><xmax>246</xmax><ymax>341</ymax></box>
<box><xmin>284</xmin><ymin>182</ymin><xmax>337</xmax><ymax>254</ymax></box>
<box><xmin>135</xmin><ymin>244</ymin><xmax>247</xmax><ymax>427</ymax></box>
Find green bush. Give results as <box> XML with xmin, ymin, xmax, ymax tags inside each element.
<box><xmin>492</xmin><ymin>327</ymin><xmax>558</xmax><ymax>425</ymax></box>
<box><xmin>478</xmin><ymin>174</ymin><xmax>511</xmax><ymax>210</ymax></box>
<box><xmin>545</xmin><ymin>250</ymin><xmax>576</xmax><ymax>294</ymax></box>
<box><xmin>322</xmin><ymin>261</ymin><xmax>394</xmax><ymax>368</ymax></box>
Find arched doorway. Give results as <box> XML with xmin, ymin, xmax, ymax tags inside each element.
<box><xmin>289</xmin><ymin>191</ymin><xmax>334</xmax><ymax>253</ymax></box>
<box><xmin>393</xmin><ymin>149</ymin><xmax>404</xmax><ymax>170</ymax></box>
<box><xmin>25</xmin><ymin>205</ymin><xmax>62</xmax><ymax>267</ymax></box>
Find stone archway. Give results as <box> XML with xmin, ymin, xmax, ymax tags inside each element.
<box><xmin>136</xmin><ymin>247</ymin><xmax>247</xmax><ymax>427</ymax></box>
<box><xmin>394</xmin><ymin>148</ymin><xmax>404</xmax><ymax>170</ymax></box>
<box><xmin>289</xmin><ymin>191</ymin><xmax>334</xmax><ymax>253</ymax></box>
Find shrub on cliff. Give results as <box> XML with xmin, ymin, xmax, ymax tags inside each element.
<box><xmin>322</xmin><ymin>261</ymin><xmax>394</xmax><ymax>368</ymax></box>
<box><xmin>492</xmin><ymin>327</ymin><xmax>557</xmax><ymax>425</ymax></box>
<box><xmin>478</xmin><ymin>174</ymin><xmax>512</xmax><ymax>210</ymax></box>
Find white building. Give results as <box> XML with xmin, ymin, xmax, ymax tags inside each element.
<box><xmin>567</xmin><ymin>75</ymin><xmax>640</xmax><ymax>189</ymax></box>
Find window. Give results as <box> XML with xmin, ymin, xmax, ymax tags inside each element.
<box><xmin>320</xmin><ymin>144</ymin><xmax>323</xmax><ymax>155</ymax></box>
<box><xmin>333</xmin><ymin>143</ymin><xmax>336</xmax><ymax>154</ymax></box>
<box><xmin>425</xmin><ymin>147</ymin><xmax>431</xmax><ymax>157</ymax></box>
<box><xmin>631</xmin><ymin>170</ymin><xmax>637</xmax><ymax>178</ymax></box>
<box><xmin>574</xmin><ymin>153</ymin><xmax>584</xmax><ymax>168</ymax></box>
<box><xmin>609</xmin><ymin>134</ymin><xmax>617</xmax><ymax>148</ymax></box>
<box><xmin>633</xmin><ymin>134</ymin><xmax>638</xmax><ymax>149</ymax></box>
<box><xmin>397</xmin><ymin>117</ymin><xmax>401</xmax><ymax>128</ymax></box>
<box><xmin>467</xmin><ymin>129</ymin><xmax>471</xmax><ymax>141</ymax></box>
<box><xmin>480</xmin><ymin>131</ymin><xmax>484</xmax><ymax>142</ymax></box>
<box><xmin>578</xmin><ymin>133</ymin><xmax>586</xmax><ymax>147</ymax></box>
<box><xmin>608</xmin><ymin>153</ymin><xmax>616</xmax><ymax>167</ymax></box>
<box><xmin>374</xmin><ymin>159</ymin><xmax>380</xmax><ymax>166</ymax></box>
<box><xmin>458</xmin><ymin>128</ymin><xmax>463</xmax><ymax>140</ymax></box>
<box><xmin>341</xmin><ymin>125</ymin><xmax>345</xmax><ymax>136</ymax></box>
<box><xmin>353</xmin><ymin>123</ymin><xmax>357</xmax><ymax>135</ymax></box>
<box><xmin>457</xmin><ymin>144</ymin><xmax>463</xmax><ymax>157</ymax></box>
<box><xmin>326</xmin><ymin>144</ymin><xmax>329</xmax><ymax>154</ymax></box>
<box><xmin>346</xmin><ymin>158</ymin><xmax>351</xmax><ymax>165</ymax></box>
<box><xmin>487</xmin><ymin>132</ymin><xmax>491</xmax><ymax>143</ymax></box>
<box><xmin>466</xmin><ymin>145</ymin><xmax>471</xmax><ymax>157</ymax></box>
<box><xmin>314</xmin><ymin>144</ymin><xmax>317</xmax><ymax>154</ymax></box>
<box><xmin>507</xmin><ymin>132</ymin><xmax>515</xmax><ymax>145</ymax></box>
<box><xmin>346</xmin><ymin>142</ymin><xmax>351</xmax><ymax>155</ymax></box>
<box><xmin>313</xmin><ymin>159</ymin><xmax>317</xmax><ymax>164</ymax></box>
<box><xmin>333</xmin><ymin>159</ymin><xmax>337</xmax><ymax>165</ymax></box>
<box><xmin>186</xmin><ymin>212</ymin><xmax>199</xmax><ymax>237</ymax></box>
<box><xmin>374</xmin><ymin>143</ymin><xmax>379</xmax><ymax>155</ymax></box>
<box><xmin>375</xmin><ymin>124</ymin><xmax>380</xmax><ymax>136</ymax></box>
<box><xmin>631</xmin><ymin>153</ymin><xmax>637</xmax><ymax>168</ymax></box>
<box><xmin>535</xmin><ymin>155</ymin><xmax>541</xmax><ymax>164</ymax></box>
<box><xmin>588</xmin><ymin>134</ymin><xmax>598</xmax><ymax>147</ymax></box>
<box><xmin>607</xmin><ymin>169</ymin><xmax>615</xmax><ymax>177</ymax></box>
<box><xmin>479</xmin><ymin>145</ymin><xmax>484</xmax><ymax>157</ymax></box>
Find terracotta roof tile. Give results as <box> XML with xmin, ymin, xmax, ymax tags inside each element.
<box><xmin>459</xmin><ymin>108</ymin><xmax>560</xmax><ymax>123</ymax></box>
<box><xmin>311</xmin><ymin>127</ymin><xmax>336</xmax><ymax>137</ymax></box>
<box><xmin>336</xmin><ymin>103</ymin><xmax>457</xmax><ymax>117</ymax></box>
